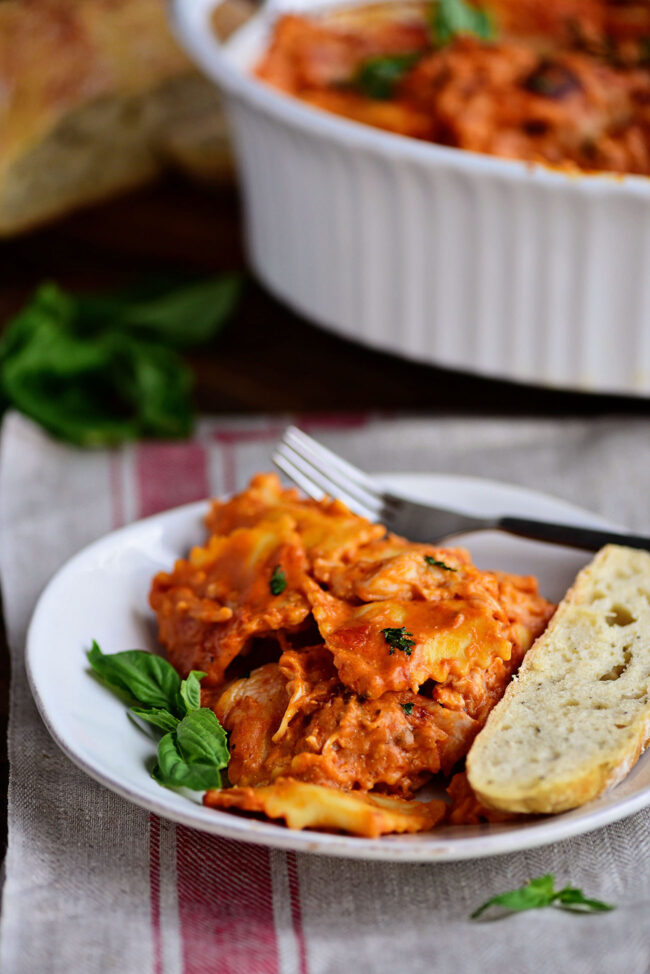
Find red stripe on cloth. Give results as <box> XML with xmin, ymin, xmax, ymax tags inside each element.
<box><xmin>110</xmin><ymin>452</ymin><xmax>166</xmax><ymax>974</ymax></box>
<box><xmin>134</xmin><ymin>441</ymin><xmax>211</xmax><ymax>974</ymax></box>
<box><xmin>208</xmin><ymin>415</ymin><xmax>371</xmax><ymax>444</ymax></box>
<box><xmin>210</xmin><ymin>424</ymin><xmax>288</xmax><ymax>491</ymax></box>
<box><xmin>134</xmin><ymin>438</ymin><xmax>279</xmax><ymax>974</ymax></box>
<box><xmin>149</xmin><ymin>814</ymin><xmax>164</xmax><ymax>974</ymax></box>
<box><xmin>176</xmin><ymin>828</ymin><xmax>280</xmax><ymax>974</ymax></box>
<box><xmin>210</xmin><ymin>425</ymin><xmax>288</xmax><ymax>447</ymax></box>
<box><xmin>136</xmin><ymin>442</ymin><xmax>211</xmax><ymax>517</ymax></box>
<box><xmin>286</xmin><ymin>853</ymin><xmax>308</xmax><ymax>974</ymax></box>
<box><xmin>206</xmin><ymin>414</ymin><xmax>371</xmax><ymax>493</ymax></box>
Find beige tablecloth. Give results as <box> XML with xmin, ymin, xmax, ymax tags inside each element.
<box><xmin>1</xmin><ymin>410</ymin><xmax>649</xmax><ymax>974</ymax></box>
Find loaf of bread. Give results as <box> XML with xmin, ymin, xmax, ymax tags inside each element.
<box><xmin>467</xmin><ymin>545</ymin><xmax>650</xmax><ymax>814</ymax></box>
<box><xmin>0</xmin><ymin>0</ymin><xmax>236</xmax><ymax>236</ymax></box>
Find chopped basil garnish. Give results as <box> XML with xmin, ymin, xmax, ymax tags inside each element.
<box><xmin>382</xmin><ymin>627</ymin><xmax>415</xmax><ymax>656</ymax></box>
<box><xmin>431</xmin><ymin>0</ymin><xmax>496</xmax><ymax>48</ymax></box>
<box><xmin>401</xmin><ymin>702</ymin><xmax>414</xmax><ymax>715</ymax></box>
<box><xmin>270</xmin><ymin>565</ymin><xmax>287</xmax><ymax>595</ymax></box>
<box><xmin>424</xmin><ymin>555</ymin><xmax>457</xmax><ymax>572</ymax></box>
<box><xmin>355</xmin><ymin>52</ymin><xmax>422</xmax><ymax>99</ymax></box>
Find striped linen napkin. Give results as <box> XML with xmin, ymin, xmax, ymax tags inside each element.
<box><xmin>0</xmin><ymin>410</ymin><xmax>649</xmax><ymax>974</ymax></box>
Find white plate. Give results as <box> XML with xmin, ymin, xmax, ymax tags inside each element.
<box><xmin>26</xmin><ymin>474</ymin><xmax>650</xmax><ymax>861</ymax></box>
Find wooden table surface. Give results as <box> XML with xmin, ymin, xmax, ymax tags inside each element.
<box><xmin>1</xmin><ymin>175</ymin><xmax>649</xmax><ymax>857</ymax></box>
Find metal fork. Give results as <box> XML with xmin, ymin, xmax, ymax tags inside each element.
<box><xmin>272</xmin><ymin>425</ymin><xmax>650</xmax><ymax>551</ymax></box>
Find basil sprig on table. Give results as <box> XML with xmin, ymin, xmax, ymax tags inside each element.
<box><xmin>88</xmin><ymin>642</ymin><xmax>229</xmax><ymax>791</ymax></box>
<box><xmin>0</xmin><ymin>274</ymin><xmax>241</xmax><ymax>447</ymax></box>
<box><xmin>471</xmin><ymin>874</ymin><xmax>615</xmax><ymax>920</ymax></box>
<box><xmin>431</xmin><ymin>0</ymin><xmax>496</xmax><ymax>48</ymax></box>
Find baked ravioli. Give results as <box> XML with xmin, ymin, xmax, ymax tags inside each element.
<box><xmin>150</xmin><ymin>473</ymin><xmax>554</xmax><ymax>837</ymax></box>
<box><xmin>255</xmin><ymin>1</ymin><xmax>650</xmax><ymax>177</ymax></box>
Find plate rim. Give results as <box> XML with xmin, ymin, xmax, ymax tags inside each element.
<box><xmin>25</xmin><ymin>472</ymin><xmax>649</xmax><ymax>861</ymax></box>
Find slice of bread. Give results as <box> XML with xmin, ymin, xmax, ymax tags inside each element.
<box><xmin>467</xmin><ymin>545</ymin><xmax>650</xmax><ymax>814</ymax></box>
<box><xmin>0</xmin><ymin>0</ymin><xmax>236</xmax><ymax>237</ymax></box>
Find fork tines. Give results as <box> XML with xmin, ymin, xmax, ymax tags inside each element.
<box><xmin>272</xmin><ymin>426</ymin><xmax>385</xmax><ymax>522</ymax></box>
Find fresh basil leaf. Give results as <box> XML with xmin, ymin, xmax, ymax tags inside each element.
<box><xmin>431</xmin><ymin>0</ymin><xmax>496</xmax><ymax>48</ymax></box>
<box><xmin>88</xmin><ymin>642</ymin><xmax>183</xmax><ymax>716</ymax></box>
<box><xmin>0</xmin><ymin>283</ymin><xmax>74</xmax><ymax>364</ymax></box>
<box><xmin>180</xmin><ymin>670</ymin><xmax>207</xmax><ymax>712</ymax></box>
<box><xmin>471</xmin><ymin>874</ymin><xmax>615</xmax><ymax>919</ymax></box>
<box><xmin>89</xmin><ymin>644</ymin><xmax>229</xmax><ymax>794</ymax></box>
<box><xmin>424</xmin><ymin>555</ymin><xmax>457</xmax><ymax>572</ymax></box>
<box><xmin>152</xmin><ymin>732</ymin><xmax>224</xmax><ymax>791</ymax></box>
<box><xmin>118</xmin><ymin>275</ymin><xmax>243</xmax><ymax>348</ymax></box>
<box><xmin>0</xmin><ymin>318</ymin><xmax>194</xmax><ymax>446</ymax></box>
<box><xmin>270</xmin><ymin>565</ymin><xmax>287</xmax><ymax>596</ymax></box>
<box><xmin>175</xmin><ymin>708</ymin><xmax>230</xmax><ymax>769</ymax></box>
<box><xmin>73</xmin><ymin>273</ymin><xmax>202</xmax><ymax>332</ymax></box>
<box><xmin>73</xmin><ymin>274</ymin><xmax>242</xmax><ymax>345</ymax></box>
<box><xmin>130</xmin><ymin>707</ymin><xmax>180</xmax><ymax>734</ymax></box>
<box><xmin>355</xmin><ymin>52</ymin><xmax>422</xmax><ymax>99</ymax></box>
<box><xmin>153</xmin><ymin>710</ymin><xmax>229</xmax><ymax>791</ymax></box>
<box><xmin>472</xmin><ymin>876</ymin><xmax>554</xmax><ymax>918</ymax></box>
<box><xmin>0</xmin><ymin>321</ymin><xmax>130</xmax><ymax>445</ymax></box>
<box><xmin>0</xmin><ymin>274</ymin><xmax>241</xmax><ymax>447</ymax></box>
<box><xmin>382</xmin><ymin>627</ymin><xmax>416</xmax><ymax>656</ymax></box>
<box><xmin>555</xmin><ymin>887</ymin><xmax>615</xmax><ymax>913</ymax></box>
<box><xmin>110</xmin><ymin>335</ymin><xmax>194</xmax><ymax>441</ymax></box>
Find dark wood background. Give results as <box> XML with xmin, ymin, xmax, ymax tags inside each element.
<box><xmin>1</xmin><ymin>175</ymin><xmax>649</xmax><ymax>856</ymax></box>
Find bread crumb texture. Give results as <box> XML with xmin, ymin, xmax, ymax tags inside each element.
<box><xmin>467</xmin><ymin>545</ymin><xmax>650</xmax><ymax>813</ymax></box>
<box><xmin>0</xmin><ymin>0</ymin><xmax>227</xmax><ymax>235</ymax></box>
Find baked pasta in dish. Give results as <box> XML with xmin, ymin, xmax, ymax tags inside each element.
<box><xmin>150</xmin><ymin>473</ymin><xmax>554</xmax><ymax>836</ymax></box>
<box><xmin>255</xmin><ymin>0</ymin><xmax>650</xmax><ymax>176</ymax></box>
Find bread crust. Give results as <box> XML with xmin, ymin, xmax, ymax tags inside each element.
<box><xmin>0</xmin><ymin>0</ymin><xmax>228</xmax><ymax>234</ymax></box>
<box><xmin>467</xmin><ymin>545</ymin><xmax>650</xmax><ymax>814</ymax></box>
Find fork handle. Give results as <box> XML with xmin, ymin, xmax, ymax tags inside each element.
<box><xmin>497</xmin><ymin>517</ymin><xmax>650</xmax><ymax>553</ymax></box>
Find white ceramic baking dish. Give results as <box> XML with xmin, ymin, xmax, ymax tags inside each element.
<box><xmin>171</xmin><ymin>0</ymin><xmax>650</xmax><ymax>396</ymax></box>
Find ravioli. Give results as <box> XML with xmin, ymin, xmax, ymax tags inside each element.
<box><xmin>215</xmin><ymin>648</ymin><xmax>477</xmax><ymax>795</ymax></box>
<box><xmin>255</xmin><ymin>3</ymin><xmax>650</xmax><ymax>178</ymax></box>
<box><xmin>307</xmin><ymin>582</ymin><xmax>514</xmax><ymax>698</ymax></box>
<box><xmin>149</xmin><ymin>513</ymin><xmax>311</xmax><ymax>685</ymax></box>
<box><xmin>206</xmin><ymin>472</ymin><xmax>385</xmax><ymax>576</ymax></box>
<box><xmin>151</xmin><ymin>473</ymin><xmax>554</xmax><ymax>835</ymax></box>
<box><xmin>204</xmin><ymin>778</ymin><xmax>446</xmax><ymax>837</ymax></box>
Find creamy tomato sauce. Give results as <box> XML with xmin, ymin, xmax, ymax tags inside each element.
<box><xmin>255</xmin><ymin>0</ymin><xmax>650</xmax><ymax>175</ymax></box>
<box><xmin>150</xmin><ymin>474</ymin><xmax>553</xmax><ymax>834</ymax></box>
